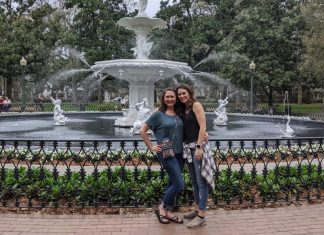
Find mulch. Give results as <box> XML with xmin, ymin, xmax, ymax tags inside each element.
<box><xmin>0</xmin><ymin>200</ymin><xmax>322</xmax><ymax>215</ymax></box>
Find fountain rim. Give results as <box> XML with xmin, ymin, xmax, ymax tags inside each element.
<box><xmin>117</xmin><ymin>16</ymin><xmax>167</xmax><ymax>29</ymax></box>
<box><xmin>94</xmin><ymin>59</ymin><xmax>190</xmax><ymax>67</ymax></box>
<box><xmin>1</xmin><ymin>112</ymin><xmax>323</xmax><ymax>140</ymax></box>
<box><xmin>1</xmin><ymin>111</ymin><xmax>323</xmax><ymax>125</ymax></box>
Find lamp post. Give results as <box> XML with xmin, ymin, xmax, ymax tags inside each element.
<box><xmin>20</xmin><ymin>56</ymin><xmax>27</xmax><ymax>108</ymax></box>
<box><xmin>249</xmin><ymin>61</ymin><xmax>256</xmax><ymax>113</ymax></box>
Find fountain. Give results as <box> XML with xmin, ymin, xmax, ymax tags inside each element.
<box><xmin>1</xmin><ymin>1</ymin><xmax>322</xmax><ymax>141</ymax></box>
<box><xmin>277</xmin><ymin>91</ymin><xmax>295</xmax><ymax>137</ymax></box>
<box><xmin>91</xmin><ymin>0</ymin><xmax>192</xmax><ymax>127</ymax></box>
<box><xmin>213</xmin><ymin>96</ymin><xmax>229</xmax><ymax>126</ymax></box>
<box><xmin>50</xmin><ymin>97</ymin><xmax>69</xmax><ymax>126</ymax></box>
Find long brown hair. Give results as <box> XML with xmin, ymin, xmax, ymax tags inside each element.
<box><xmin>158</xmin><ymin>87</ymin><xmax>183</xmax><ymax>115</ymax></box>
<box><xmin>176</xmin><ymin>84</ymin><xmax>197</xmax><ymax>112</ymax></box>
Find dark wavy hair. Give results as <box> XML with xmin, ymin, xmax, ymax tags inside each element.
<box><xmin>176</xmin><ymin>84</ymin><xmax>197</xmax><ymax>111</ymax></box>
<box><xmin>158</xmin><ymin>87</ymin><xmax>183</xmax><ymax>115</ymax></box>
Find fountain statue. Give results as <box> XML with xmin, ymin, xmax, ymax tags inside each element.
<box><xmin>92</xmin><ymin>0</ymin><xmax>192</xmax><ymax>127</ymax></box>
<box><xmin>130</xmin><ymin>97</ymin><xmax>152</xmax><ymax>134</ymax></box>
<box><xmin>277</xmin><ymin>91</ymin><xmax>295</xmax><ymax>137</ymax></box>
<box><xmin>213</xmin><ymin>96</ymin><xmax>229</xmax><ymax>126</ymax></box>
<box><xmin>278</xmin><ymin>115</ymin><xmax>295</xmax><ymax>137</ymax></box>
<box><xmin>138</xmin><ymin>0</ymin><xmax>148</xmax><ymax>16</ymax></box>
<box><xmin>50</xmin><ymin>97</ymin><xmax>69</xmax><ymax>126</ymax></box>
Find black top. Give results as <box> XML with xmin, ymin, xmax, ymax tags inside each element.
<box><xmin>182</xmin><ymin>110</ymin><xmax>200</xmax><ymax>144</ymax></box>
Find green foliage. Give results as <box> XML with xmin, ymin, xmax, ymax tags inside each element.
<box><xmin>0</xmin><ymin>0</ymin><xmax>320</xmax><ymax>106</ymax></box>
<box><xmin>0</xmin><ymin>1</ymin><xmax>69</xmax><ymax>98</ymax></box>
<box><xmin>228</xmin><ymin>0</ymin><xmax>305</xmax><ymax>102</ymax></box>
<box><xmin>65</xmin><ymin>0</ymin><xmax>133</xmax><ymax>64</ymax></box>
<box><xmin>0</xmin><ymin>163</ymin><xmax>322</xmax><ymax>207</ymax></box>
<box><xmin>299</xmin><ymin>0</ymin><xmax>324</xmax><ymax>88</ymax></box>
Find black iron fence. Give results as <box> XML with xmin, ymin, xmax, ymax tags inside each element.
<box><xmin>0</xmin><ymin>138</ymin><xmax>323</xmax><ymax>208</ymax></box>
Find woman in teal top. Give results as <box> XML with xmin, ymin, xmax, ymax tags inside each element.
<box><xmin>140</xmin><ymin>88</ymin><xmax>184</xmax><ymax>224</ymax></box>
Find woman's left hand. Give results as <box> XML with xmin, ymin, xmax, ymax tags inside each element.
<box><xmin>195</xmin><ymin>148</ymin><xmax>203</xmax><ymax>160</ymax></box>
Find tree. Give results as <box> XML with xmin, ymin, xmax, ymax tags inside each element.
<box><xmin>299</xmin><ymin>0</ymin><xmax>324</xmax><ymax>103</ymax></box>
<box><xmin>65</xmin><ymin>0</ymin><xmax>134</xmax><ymax>65</ymax></box>
<box><xmin>0</xmin><ymin>1</ymin><xmax>66</xmax><ymax>99</ymax></box>
<box><xmin>229</xmin><ymin>0</ymin><xmax>305</xmax><ymax>106</ymax></box>
<box><xmin>151</xmin><ymin>0</ymin><xmax>238</xmax><ymax>67</ymax></box>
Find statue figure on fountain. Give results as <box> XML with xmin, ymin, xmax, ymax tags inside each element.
<box><xmin>213</xmin><ymin>96</ymin><xmax>229</xmax><ymax>126</ymax></box>
<box><xmin>50</xmin><ymin>97</ymin><xmax>69</xmax><ymax>126</ymax></box>
<box><xmin>131</xmin><ymin>35</ymin><xmax>153</xmax><ymax>59</ymax></box>
<box><xmin>138</xmin><ymin>0</ymin><xmax>148</xmax><ymax>16</ymax></box>
<box><xmin>130</xmin><ymin>97</ymin><xmax>151</xmax><ymax>134</ymax></box>
<box><xmin>278</xmin><ymin>115</ymin><xmax>295</xmax><ymax>138</ymax></box>
<box><xmin>277</xmin><ymin>91</ymin><xmax>295</xmax><ymax>138</ymax></box>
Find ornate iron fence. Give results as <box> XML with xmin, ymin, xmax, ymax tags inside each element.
<box><xmin>0</xmin><ymin>138</ymin><xmax>323</xmax><ymax>208</ymax></box>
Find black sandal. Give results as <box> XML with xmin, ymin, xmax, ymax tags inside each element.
<box><xmin>167</xmin><ymin>215</ymin><xmax>184</xmax><ymax>224</ymax></box>
<box><xmin>155</xmin><ymin>210</ymin><xmax>170</xmax><ymax>224</ymax></box>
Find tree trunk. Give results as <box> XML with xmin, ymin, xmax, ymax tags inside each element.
<box><xmin>72</xmin><ymin>77</ymin><xmax>77</xmax><ymax>103</ymax></box>
<box><xmin>98</xmin><ymin>83</ymin><xmax>102</xmax><ymax>102</ymax></box>
<box><xmin>304</xmin><ymin>87</ymin><xmax>311</xmax><ymax>104</ymax></box>
<box><xmin>268</xmin><ymin>86</ymin><xmax>273</xmax><ymax>107</ymax></box>
<box><xmin>6</xmin><ymin>77</ymin><xmax>12</xmax><ymax>99</ymax></box>
<box><xmin>298</xmin><ymin>84</ymin><xmax>303</xmax><ymax>104</ymax></box>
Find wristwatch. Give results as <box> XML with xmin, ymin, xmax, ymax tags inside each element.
<box><xmin>196</xmin><ymin>144</ymin><xmax>201</xmax><ymax>149</ymax></box>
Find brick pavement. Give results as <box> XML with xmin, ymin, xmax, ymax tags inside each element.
<box><xmin>0</xmin><ymin>204</ymin><xmax>323</xmax><ymax>235</ymax></box>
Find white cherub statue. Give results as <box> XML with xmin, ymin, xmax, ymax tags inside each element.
<box><xmin>50</xmin><ymin>97</ymin><xmax>69</xmax><ymax>125</ymax></box>
<box><xmin>130</xmin><ymin>97</ymin><xmax>151</xmax><ymax>134</ymax></box>
<box><xmin>213</xmin><ymin>96</ymin><xmax>229</xmax><ymax>126</ymax></box>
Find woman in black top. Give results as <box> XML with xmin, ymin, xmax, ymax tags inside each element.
<box><xmin>176</xmin><ymin>84</ymin><xmax>209</xmax><ymax>228</ymax></box>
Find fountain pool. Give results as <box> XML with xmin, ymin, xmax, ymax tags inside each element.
<box><xmin>0</xmin><ymin>113</ymin><xmax>323</xmax><ymax>140</ymax></box>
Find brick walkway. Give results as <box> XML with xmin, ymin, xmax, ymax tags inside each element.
<box><xmin>0</xmin><ymin>204</ymin><xmax>323</xmax><ymax>235</ymax></box>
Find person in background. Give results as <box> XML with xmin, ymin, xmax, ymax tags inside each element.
<box><xmin>139</xmin><ymin>88</ymin><xmax>184</xmax><ymax>224</ymax></box>
<box><xmin>3</xmin><ymin>96</ymin><xmax>11</xmax><ymax>112</ymax></box>
<box><xmin>38</xmin><ymin>94</ymin><xmax>45</xmax><ymax>112</ymax></box>
<box><xmin>176</xmin><ymin>84</ymin><xmax>216</xmax><ymax>228</ymax></box>
<box><xmin>0</xmin><ymin>96</ymin><xmax>4</xmax><ymax>112</ymax></box>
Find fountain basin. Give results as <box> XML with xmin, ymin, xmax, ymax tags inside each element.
<box><xmin>93</xmin><ymin>59</ymin><xmax>192</xmax><ymax>81</ymax></box>
<box><xmin>0</xmin><ymin>112</ymin><xmax>323</xmax><ymax>140</ymax></box>
<box><xmin>117</xmin><ymin>17</ymin><xmax>166</xmax><ymax>30</ymax></box>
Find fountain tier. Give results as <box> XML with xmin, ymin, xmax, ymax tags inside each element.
<box><xmin>92</xmin><ymin>5</ymin><xmax>193</xmax><ymax>127</ymax></box>
<box><xmin>92</xmin><ymin>59</ymin><xmax>192</xmax><ymax>127</ymax></box>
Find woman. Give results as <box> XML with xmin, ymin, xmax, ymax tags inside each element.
<box><xmin>176</xmin><ymin>84</ymin><xmax>216</xmax><ymax>228</ymax></box>
<box><xmin>139</xmin><ymin>88</ymin><xmax>184</xmax><ymax>224</ymax></box>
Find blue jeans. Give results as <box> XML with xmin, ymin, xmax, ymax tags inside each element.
<box><xmin>157</xmin><ymin>153</ymin><xmax>184</xmax><ymax>210</ymax></box>
<box><xmin>187</xmin><ymin>148</ymin><xmax>209</xmax><ymax>210</ymax></box>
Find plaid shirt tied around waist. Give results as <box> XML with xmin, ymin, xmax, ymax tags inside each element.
<box><xmin>183</xmin><ymin>142</ymin><xmax>216</xmax><ymax>189</ymax></box>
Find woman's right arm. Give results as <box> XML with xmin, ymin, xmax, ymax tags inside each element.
<box><xmin>139</xmin><ymin>123</ymin><xmax>161</xmax><ymax>153</ymax></box>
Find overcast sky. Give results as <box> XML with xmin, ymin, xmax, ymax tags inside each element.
<box><xmin>146</xmin><ymin>1</ymin><xmax>160</xmax><ymax>17</ymax></box>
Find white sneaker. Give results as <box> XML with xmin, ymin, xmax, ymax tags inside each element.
<box><xmin>186</xmin><ymin>216</ymin><xmax>207</xmax><ymax>228</ymax></box>
<box><xmin>183</xmin><ymin>211</ymin><xmax>197</xmax><ymax>219</ymax></box>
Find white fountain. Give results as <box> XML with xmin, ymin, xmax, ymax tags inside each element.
<box><xmin>91</xmin><ymin>0</ymin><xmax>192</xmax><ymax>127</ymax></box>
<box><xmin>277</xmin><ymin>91</ymin><xmax>295</xmax><ymax>137</ymax></box>
<box><xmin>213</xmin><ymin>96</ymin><xmax>229</xmax><ymax>126</ymax></box>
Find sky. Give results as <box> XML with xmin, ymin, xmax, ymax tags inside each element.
<box><xmin>146</xmin><ymin>1</ymin><xmax>161</xmax><ymax>17</ymax></box>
